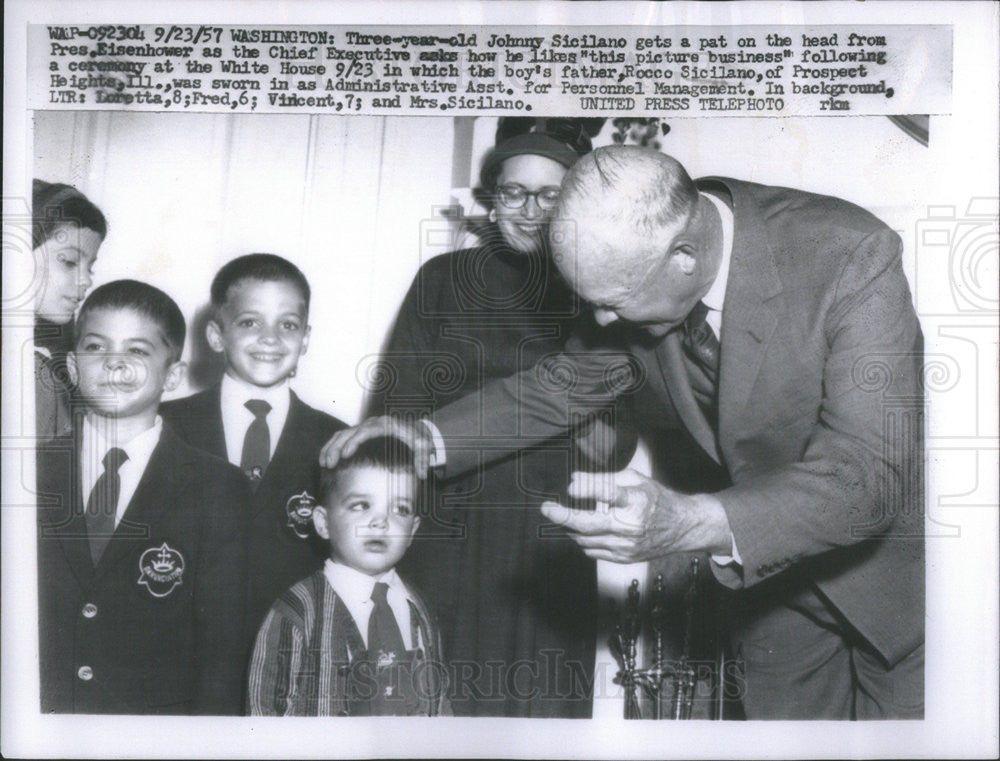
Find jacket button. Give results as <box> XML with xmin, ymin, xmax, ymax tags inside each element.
<box><xmin>77</xmin><ymin>665</ymin><xmax>94</xmax><ymax>681</ymax></box>
<box><xmin>81</xmin><ymin>603</ymin><xmax>98</xmax><ymax>618</ymax></box>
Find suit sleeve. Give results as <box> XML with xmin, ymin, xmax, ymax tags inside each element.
<box><xmin>715</xmin><ymin>229</ymin><xmax>924</xmax><ymax>587</ymax></box>
<box><xmin>193</xmin><ymin>466</ymin><xmax>250</xmax><ymax>714</ymax></box>
<box><xmin>431</xmin><ymin>331</ymin><xmax>640</xmax><ymax>479</ymax></box>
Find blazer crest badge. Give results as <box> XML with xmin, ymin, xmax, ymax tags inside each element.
<box><xmin>285</xmin><ymin>491</ymin><xmax>317</xmax><ymax>539</ymax></box>
<box><xmin>137</xmin><ymin>542</ymin><xmax>185</xmax><ymax>597</ymax></box>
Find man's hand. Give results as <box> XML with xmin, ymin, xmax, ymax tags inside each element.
<box><xmin>319</xmin><ymin>416</ymin><xmax>435</xmax><ymax>478</ymax></box>
<box><xmin>541</xmin><ymin>469</ymin><xmax>733</xmax><ymax>563</ymax></box>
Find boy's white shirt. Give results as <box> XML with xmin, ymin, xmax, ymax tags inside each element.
<box><xmin>323</xmin><ymin>559</ymin><xmax>419</xmax><ymax>650</ymax></box>
<box><xmin>219</xmin><ymin>373</ymin><xmax>291</xmax><ymax>465</ymax></box>
<box><xmin>80</xmin><ymin>415</ymin><xmax>164</xmax><ymax>528</ymax></box>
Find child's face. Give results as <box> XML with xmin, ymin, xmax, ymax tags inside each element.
<box><xmin>69</xmin><ymin>307</ymin><xmax>185</xmax><ymax>420</ymax></box>
<box><xmin>33</xmin><ymin>225</ymin><xmax>103</xmax><ymax>325</ymax></box>
<box><xmin>313</xmin><ymin>465</ymin><xmax>420</xmax><ymax>577</ymax></box>
<box><xmin>206</xmin><ymin>279</ymin><xmax>309</xmax><ymax>388</ymax></box>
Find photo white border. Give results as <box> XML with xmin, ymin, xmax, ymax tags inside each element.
<box><xmin>3</xmin><ymin>2</ymin><xmax>998</xmax><ymax>759</ymax></box>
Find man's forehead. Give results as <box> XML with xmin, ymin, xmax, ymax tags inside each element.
<box><xmin>568</xmin><ymin>264</ymin><xmax>635</xmax><ymax>306</ymax></box>
<box><xmin>556</xmin><ymin>228</ymin><xmax>647</xmax><ymax>281</ymax></box>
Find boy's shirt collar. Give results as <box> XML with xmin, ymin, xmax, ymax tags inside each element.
<box><xmin>80</xmin><ymin>415</ymin><xmax>163</xmax><ymax>529</ymax></box>
<box><xmin>219</xmin><ymin>374</ymin><xmax>291</xmax><ymax>465</ymax></box>
<box><xmin>323</xmin><ymin>559</ymin><xmax>417</xmax><ymax>650</ymax></box>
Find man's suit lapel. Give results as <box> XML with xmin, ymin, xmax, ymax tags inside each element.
<box><xmin>653</xmin><ymin>333</ymin><xmax>722</xmax><ymax>465</ymax></box>
<box><xmin>646</xmin><ymin>179</ymin><xmax>785</xmax><ymax>468</ymax></box>
<box><xmin>709</xmin><ymin>179</ymin><xmax>784</xmax><ymax>458</ymax></box>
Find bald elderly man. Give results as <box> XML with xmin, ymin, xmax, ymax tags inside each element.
<box><xmin>324</xmin><ymin>146</ymin><xmax>924</xmax><ymax>719</ymax></box>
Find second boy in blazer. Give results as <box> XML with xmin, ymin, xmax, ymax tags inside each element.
<box><xmin>160</xmin><ymin>254</ymin><xmax>346</xmax><ymax>639</ymax></box>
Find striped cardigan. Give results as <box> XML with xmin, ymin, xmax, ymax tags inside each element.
<box><xmin>247</xmin><ymin>571</ymin><xmax>449</xmax><ymax>716</ymax></box>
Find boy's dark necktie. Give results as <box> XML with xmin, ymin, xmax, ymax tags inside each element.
<box><xmin>86</xmin><ymin>447</ymin><xmax>128</xmax><ymax>565</ymax></box>
<box><xmin>240</xmin><ymin>399</ymin><xmax>271</xmax><ymax>487</ymax></box>
<box><xmin>681</xmin><ymin>301</ymin><xmax>721</xmax><ymax>428</ymax></box>
<box><xmin>368</xmin><ymin>581</ymin><xmax>406</xmax><ymax>656</ymax></box>
<box><xmin>348</xmin><ymin>581</ymin><xmax>417</xmax><ymax>716</ymax></box>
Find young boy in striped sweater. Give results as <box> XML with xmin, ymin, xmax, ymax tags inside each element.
<box><xmin>247</xmin><ymin>436</ymin><xmax>449</xmax><ymax>716</ymax></box>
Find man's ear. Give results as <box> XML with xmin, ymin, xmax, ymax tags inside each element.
<box><xmin>66</xmin><ymin>351</ymin><xmax>79</xmax><ymax>387</ymax></box>
<box><xmin>163</xmin><ymin>360</ymin><xmax>187</xmax><ymax>393</ymax></box>
<box><xmin>312</xmin><ymin>505</ymin><xmax>330</xmax><ymax>540</ymax></box>
<box><xmin>668</xmin><ymin>245</ymin><xmax>698</xmax><ymax>276</ymax></box>
<box><xmin>205</xmin><ymin>319</ymin><xmax>225</xmax><ymax>354</ymax></box>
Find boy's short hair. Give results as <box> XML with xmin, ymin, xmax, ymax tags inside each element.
<box><xmin>210</xmin><ymin>254</ymin><xmax>311</xmax><ymax>315</ymax></box>
<box><xmin>318</xmin><ymin>436</ymin><xmax>418</xmax><ymax>505</ymax></box>
<box><xmin>76</xmin><ymin>280</ymin><xmax>186</xmax><ymax>362</ymax></box>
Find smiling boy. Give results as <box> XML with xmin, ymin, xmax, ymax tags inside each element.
<box><xmin>246</xmin><ymin>436</ymin><xmax>449</xmax><ymax>716</ymax></box>
<box><xmin>160</xmin><ymin>254</ymin><xmax>346</xmax><ymax>642</ymax></box>
<box><xmin>35</xmin><ymin>280</ymin><xmax>248</xmax><ymax>714</ymax></box>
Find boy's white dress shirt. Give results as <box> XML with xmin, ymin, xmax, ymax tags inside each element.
<box><xmin>80</xmin><ymin>415</ymin><xmax>163</xmax><ymax>529</ymax></box>
<box><xmin>323</xmin><ymin>559</ymin><xmax>420</xmax><ymax>650</ymax></box>
<box><xmin>219</xmin><ymin>373</ymin><xmax>290</xmax><ymax>465</ymax></box>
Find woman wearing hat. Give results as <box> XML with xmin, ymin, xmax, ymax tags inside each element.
<box><xmin>366</xmin><ymin>119</ymin><xmax>605</xmax><ymax>717</ymax></box>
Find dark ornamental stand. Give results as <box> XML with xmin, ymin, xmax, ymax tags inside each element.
<box><xmin>610</xmin><ymin>558</ymin><xmax>703</xmax><ymax>720</ymax></box>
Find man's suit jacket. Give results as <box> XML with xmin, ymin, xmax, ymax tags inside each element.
<box><xmin>159</xmin><ymin>386</ymin><xmax>347</xmax><ymax>641</ymax></box>
<box><xmin>36</xmin><ymin>423</ymin><xmax>249</xmax><ymax>714</ymax></box>
<box><xmin>432</xmin><ymin>177</ymin><xmax>924</xmax><ymax>668</ymax></box>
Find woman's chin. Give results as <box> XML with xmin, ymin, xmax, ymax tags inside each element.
<box><xmin>502</xmin><ymin>235</ymin><xmax>545</xmax><ymax>256</ymax></box>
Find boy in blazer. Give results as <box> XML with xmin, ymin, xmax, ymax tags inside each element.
<box><xmin>247</xmin><ymin>436</ymin><xmax>449</xmax><ymax>716</ymax></box>
<box><xmin>159</xmin><ymin>254</ymin><xmax>346</xmax><ymax>640</ymax></box>
<box><xmin>36</xmin><ymin>280</ymin><xmax>248</xmax><ymax>714</ymax></box>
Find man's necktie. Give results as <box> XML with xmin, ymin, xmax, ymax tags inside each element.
<box><xmin>240</xmin><ymin>399</ymin><xmax>271</xmax><ymax>487</ymax></box>
<box><xmin>85</xmin><ymin>447</ymin><xmax>128</xmax><ymax>565</ymax></box>
<box><xmin>681</xmin><ymin>301</ymin><xmax>721</xmax><ymax>427</ymax></box>
<box><xmin>368</xmin><ymin>581</ymin><xmax>406</xmax><ymax>656</ymax></box>
<box><xmin>682</xmin><ymin>300</ymin><xmax>720</xmax><ymax>379</ymax></box>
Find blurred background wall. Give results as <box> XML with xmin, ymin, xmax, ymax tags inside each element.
<box><xmin>33</xmin><ymin>111</ymin><xmax>931</xmax><ymax>422</ymax></box>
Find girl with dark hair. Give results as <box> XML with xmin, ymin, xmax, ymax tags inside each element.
<box><xmin>32</xmin><ymin>179</ymin><xmax>107</xmax><ymax>438</ymax></box>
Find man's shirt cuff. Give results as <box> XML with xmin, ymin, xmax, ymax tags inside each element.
<box><xmin>711</xmin><ymin>534</ymin><xmax>743</xmax><ymax>567</ymax></box>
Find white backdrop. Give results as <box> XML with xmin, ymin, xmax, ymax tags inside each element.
<box><xmin>33</xmin><ymin>111</ymin><xmax>930</xmax><ymax>424</ymax></box>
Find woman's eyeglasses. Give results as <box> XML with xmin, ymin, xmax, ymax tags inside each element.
<box><xmin>497</xmin><ymin>184</ymin><xmax>562</xmax><ymax>211</ymax></box>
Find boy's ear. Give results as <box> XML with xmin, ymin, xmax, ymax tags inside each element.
<box><xmin>163</xmin><ymin>360</ymin><xmax>187</xmax><ymax>393</ymax></box>
<box><xmin>205</xmin><ymin>319</ymin><xmax>225</xmax><ymax>354</ymax></box>
<box><xmin>405</xmin><ymin>515</ymin><xmax>421</xmax><ymax>546</ymax></box>
<box><xmin>312</xmin><ymin>505</ymin><xmax>330</xmax><ymax>540</ymax></box>
<box><xmin>300</xmin><ymin>324</ymin><xmax>311</xmax><ymax>356</ymax></box>
<box><xmin>65</xmin><ymin>352</ymin><xmax>79</xmax><ymax>387</ymax></box>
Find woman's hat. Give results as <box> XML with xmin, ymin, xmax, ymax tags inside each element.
<box><xmin>479</xmin><ymin>118</ymin><xmax>594</xmax><ymax>188</ymax></box>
